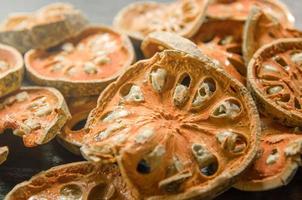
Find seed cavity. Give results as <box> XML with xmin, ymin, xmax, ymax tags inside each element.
<box><xmin>285</xmin><ymin>139</ymin><xmax>302</xmax><ymax>156</ymax></box>
<box><xmin>35</xmin><ymin>104</ymin><xmax>52</xmax><ymax>117</ymax></box>
<box><xmin>93</xmin><ymin>54</ymin><xmax>110</xmax><ymax>65</ymax></box>
<box><xmin>23</xmin><ymin>117</ymin><xmax>41</xmax><ymax>130</ymax></box>
<box><xmin>218</xmin><ymin>35</ymin><xmax>234</xmax><ymax>45</ymax></box>
<box><xmin>192</xmin><ymin>78</ymin><xmax>216</xmax><ymax>108</ymax></box>
<box><xmin>83</xmin><ymin>62</ymin><xmax>98</xmax><ymax>74</ymax></box>
<box><xmin>59</xmin><ymin>184</ymin><xmax>83</xmax><ymax>200</ymax></box>
<box><xmin>15</xmin><ymin>92</ymin><xmax>29</xmax><ymax>102</ymax></box>
<box><xmin>66</xmin><ymin>66</ymin><xmax>77</xmax><ymax>76</ymax></box>
<box><xmin>267</xmin><ymin>85</ymin><xmax>283</xmax><ymax>95</ymax></box>
<box><xmin>291</xmin><ymin>52</ymin><xmax>302</xmax><ymax>64</ymax></box>
<box><xmin>173</xmin><ymin>84</ymin><xmax>189</xmax><ymax>106</ymax></box>
<box><xmin>121</xmin><ymin>84</ymin><xmax>144</xmax><ymax>102</ymax></box>
<box><xmin>95</xmin><ymin>123</ymin><xmax>126</xmax><ymax>141</ymax></box>
<box><xmin>266</xmin><ymin>149</ymin><xmax>279</xmax><ymax>165</ymax></box>
<box><xmin>212</xmin><ymin>99</ymin><xmax>241</xmax><ymax>119</ymax></box>
<box><xmin>150</xmin><ymin>68</ymin><xmax>167</xmax><ymax>92</ymax></box>
<box><xmin>191</xmin><ymin>144</ymin><xmax>218</xmax><ymax>176</ymax></box>
<box><xmin>54</xmin><ymin>55</ymin><xmax>66</xmax><ymax>63</ymax></box>
<box><xmin>61</xmin><ymin>42</ymin><xmax>75</xmax><ymax>53</ymax></box>
<box><xmin>135</xmin><ymin>127</ymin><xmax>154</xmax><ymax>144</ymax></box>
<box><xmin>102</xmin><ymin>107</ymin><xmax>129</xmax><ymax>122</ymax></box>
<box><xmin>87</xmin><ymin>182</ymin><xmax>116</xmax><ymax>200</ymax></box>
<box><xmin>158</xmin><ymin>171</ymin><xmax>192</xmax><ymax>193</ymax></box>
<box><xmin>51</xmin><ymin>63</ymin><xmax>64</xmax><ymax>72</ymax></box>
<box><xmin>216</xmin><ymin>131</ymin><xmax>247</xmax><ymax>154</ymax></box>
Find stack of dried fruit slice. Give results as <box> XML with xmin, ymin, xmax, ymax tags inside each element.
<box><xmin>25</xmin><ymin>26</ymin><xmax>135</xmax><ymax>97</ymax></box>
<box><xmin>0</xmin><ymin>3</ymin><xmax>88</xmax><ymax>53</ymax></box>
<box><xmin>80</xmin><ymin>50</ymin><xmax>260</xmax><ymax>199</ymax></box>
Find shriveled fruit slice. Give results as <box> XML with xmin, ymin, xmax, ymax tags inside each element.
<box><xmin>0</xmin><ymin>146</ymin><xmax>8</xmax><ymax>165</ymax></box>
<box><xmin>243</xmin><ymin>6</ymin><xmax>302</xmax><ymax>64</ymax></box>
<box><xmin>113</xmin><ymin>0</ymin><xmax>209</xmax><ymax>41</ymax></box>
<box><xmin>25</xmin><ymin>26</ymin><xmax>135</xmax><ymax>97</ymax></box>
<box><xmin>80</xmin><ymin>50</ymin><xmax>260</xmax><ymax>199</ymax></box>
<box><xmin>0</xmin><ymin>44</ymin><xmax>23</xmax><ymax>98</ymax></box>
<box><xmin>0</xmin><ymin>3</ymin><xmax>88</xmax><ymax>53</ymax></box>
<box><xmin>5</xmin><ymin>162</ymin><xmax>134</xmax><ymax>200</ymax></box>
<box><xmin>141</xmin><ymin>31</ymin><xmax>202</xmax><ymax>58</ymax></box>
<box><xmin>190</xmin><ymin>19</ymin><xmax>246</xmax><ymax>84</ymax></box>
<box><xmin>207</xmin><ymin>0</ymin><xmax>294</xmax><ymax>27</ymax></box>
<box><xmin>235</xmin><ymin>118</ymin><xmax>302</xmax><ymax>191</ymax></box>
<box><xmin>248</xmin><ymin>38</ymin><xmax>302</xmax><ymax>127</ymax></box>
<box><xmin>0</xmin><ymin>86</ymin><xmax>70</xmax><ymax>147</ymax></box>
<box><xmin>57</xmin><ymin>96</ymin><xmax>98</xmax><ymax>155</ymax></box>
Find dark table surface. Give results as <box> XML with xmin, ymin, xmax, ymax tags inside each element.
<box><xmin>0</xmin><ymin>0</ymin><xmax>302</xmax><ymax>199</ymax></box>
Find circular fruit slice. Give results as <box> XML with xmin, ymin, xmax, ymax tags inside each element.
<box><xmin>248</xmin><ymin>38</ymin><xmax>302</xmax><ymax>127</ymax></box>
<box><xmin>235</xmin><ymin>118</ymin><xmax>302</xmax><ymax>191</ymax></box>
<box><xmin>0</xmin><ymin>3</ymin><xmax>88</xmax><ymax>53</ymax></box>
<box><xmin>190</xmin><ymin>19</ymin><xmax>246</xmax><ymax>84</ymax></box>
<box><xmin>141</xmin><ymin>31</ymin><xmax>202</xmax><ymax>58</ymax></box>
<box><xmin>57</xmin><ymin>96</ymin><xmax>98</xmax><ymax>155</ymax></box>
<box><xmin>0</xmin><ymin>44</ymin><xmax>23</xmax><ymax>98</ymax></box>
<box><xmin>0</xmin><ymin>146</ymin><xmax>8</xmax><ymax>165</ymax></box>
<box><xmin>25</xmin><ymin>26</ymin><xmax>135</xmax><ymax>97</ymax></box>
<box><xmin>113</xmin><ymin>0</ymin><xmax>209</xmax><ymax>41</ymax></box>
<box><xmin>5</xmin><ymin>162</ymin><xmax>134</xmax><ymax>200</ymax></box>
<box><xmin>0</xmin><ymin>86</ymin><xmax>70</xmax><ymax>147</ymax></box>
<box><xmin>243</xmin><ymin>6</ymin><xmax>302</xmax><ymax>64</ymax></box>
<box><xmin>207</xmin><ymin>0</ymin><xmax>294</xmax><ymax>27</ymax></box>
<box><xmin>80</xmin><ymin>50</ymin><xmax>260</xmax><ymax>199</ymax></box>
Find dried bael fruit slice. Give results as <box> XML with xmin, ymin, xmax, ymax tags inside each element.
<box><xmin>25</xmin><ymin>26</ymin><xmax>135</xmax><ymax>97</ymax></box>
<box><xmin>0</xmin><ymin>3</ymin><xmax>88</xmax><ymax>53</ymax></box>
<box><xmin>5</xmin><ymin>162</ymin><xmax>134</xmax><ymax>200</ymax></box>
<box><xmin>248</xmin><ymin>38</ymin><xmax>302</xmax><ymax>127</ymax></box>
<box><xmin>0</xmin><ymin>146</ymin><xmax>8</xmax><ymax>165</ymax></box>
<box><xmin>190</xmin><ymin>19</ymin><xmax>246</xmax><ymax>84</ymax></box>
<box><xmin>57</xmin><ymin>96</ymin><xmax>98</xmax><ymax>155</ymax></box>
<box><xmin>141</xmin><ymin>31</ymin><xmax>202</xmax><ymax>58</ymax></box>
<box><xmin>243</xmin><ymin>6</ymin><xmax>302</xmax><ymax>64</ymax></box>
<box><xmin>0</xmin><ymin>86</ymin><xmax>70</xmax><ymax>147</ymax></box>
<box><xmin>235</xmin><ymin>118</ymin><xmax>302</xmax><ymax>191</ymax></box>
<box><xmin>207</xmin><ymin>0</ymin><xmax>294</xmax><ymax>27</ymax></box>
<box><xmin>81</xmin><ymin>50</ymin><xmax>260</xmax><ymax>199</ymax></box>
<box><xmin>113</xmin><ymin>0</ymin><xmax>209</xmax><ymax>41</ymax></box>
<box><xmin>0</xmin><ymin>44</ymin><xmax>23</xmax><ymax>98</ymax></box>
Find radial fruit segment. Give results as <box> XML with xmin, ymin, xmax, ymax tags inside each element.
<box><xmin>0</xmin><ymin>3</ymin><xmax>88</xmax><ymax>53</ymax></box>
<box><xmin>80</xmin><ymin>50</ymin><xmax>260</xmax><ymax>199</ymax></box>
<box><xmin>235</xmin><ymin>118</ymin><xmax>302</xmax><ymax>191</ymax></box>
<box><xmin>243</xmin><ymin>6</ymin><xmax>302</xmax><ymax>64</ymax></box>
<box><xmin>248</xmin><ymin>38</ymin><xmax>302</xmax><ymax>127</ymax></box>
<box><xmin>113</xmin><ymin>0</ymin><xmax>209</xmax><ymax>41</ymax></box>
<box><xmin>141</xmin><ymin>31</ymin><xmax>202</xmax><ymax>58</ymax></box>
<box><xmin>5</xmin><ymin>162</ymin><xmax>134</xmax><ymax>200</ymax></box>
<box><xmin>190</xmin><ymin>19</ymin><xmax>246</xmax><ymax>84</ymax></box>
<box><xmin>25</xmin><ymin>26</ymin><xmax>135</xmax><ymax>97</ymax></box>
<box><xmin>57</xmin><ymin>96</ymin><xmax>98</xmax><ymax>155</ymax></box>
<box><xmin>0</xmin><ymin>44</ymin><xmax>23</xmax><ymax>98</ymax></box>
<box><xmin>207</xmin><ymin>0</ymin><xmax>294</xmax><ymax>27</ymax></box>
<box><xmin>0</xmin><ymin>87</ymin><xmax>70</xmax><ymax>147</ymax></box>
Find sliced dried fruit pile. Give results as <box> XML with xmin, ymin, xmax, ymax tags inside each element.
<box><xmin>25</xmin><ymin>26</ymin><xmax>135</xmax><ymax>97</ymax></box>
<box><xmin>80</xmin><ymin>50</ymin><xmax>260</xmax><ymax>199</ymax></box>
<box><xmin>3</xmin><ymin>0</ymin><xmax>302</xmax><ymax>199</ymax></box>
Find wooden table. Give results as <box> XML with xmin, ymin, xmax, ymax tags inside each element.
<box><xmin>0</xmin><ymin>0</ymin><xmax>301</xmax><ymax>199</ymax></box>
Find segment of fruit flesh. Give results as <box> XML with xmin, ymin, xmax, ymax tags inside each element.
<box><xmin>81</xmin><ymin>54</ymin><xmax>254</xmax><ymax>197</ymax></box>
<box><xmin>255</xmin><ymin>50</ymin><xmax>302</xmax><ymax>112</ymax></box>
<box><xmin>249</xmin><ymin>10</ymin><xmax>302</xmax><ymax>55</ymax></box>
<box><xmin>122</xmin><ymin>0</ymin><xmax>200</xmax><ymax>37</ymax></box>
<box><xmin>207</xmin><ymin>0</ymin><xmax>293</xmax><ymax>26</ymax></box>
<box><xmin>0</xmin><ymin>89</ymin><xmax>57</xmax><ymax>147</ymax></box>
<box><xmin>190</xmin><ymin>20</ymin><xmax>245</xmax><ymax>83</ymax></box>
<box><xmin>30</xmin><ymin>30</ymin><xmax>129</xmax><ymax>81</ymax></box>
